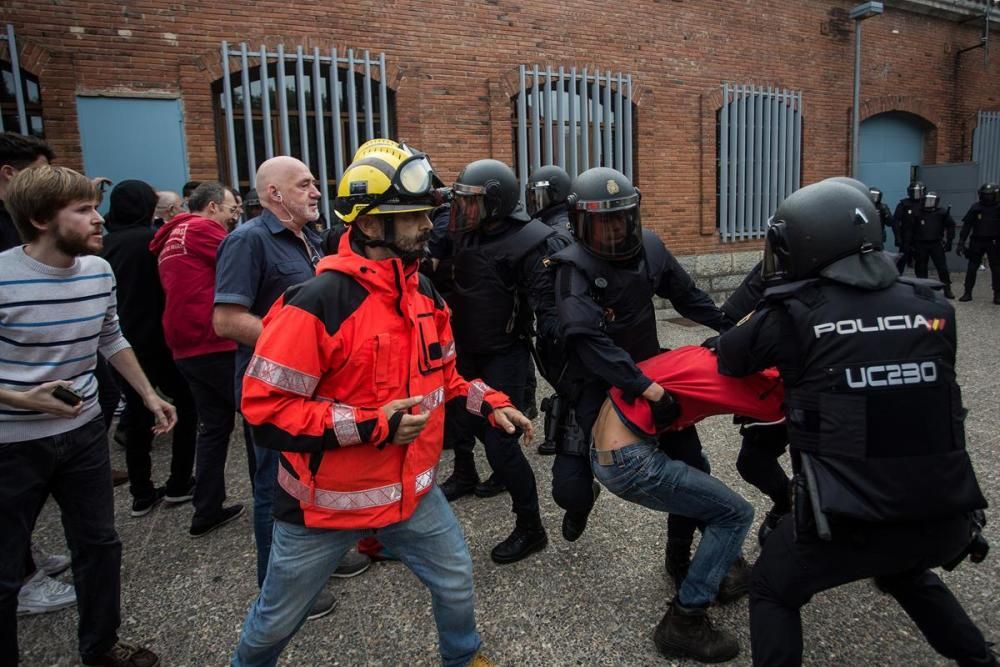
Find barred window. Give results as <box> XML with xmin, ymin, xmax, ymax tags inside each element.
<box><xmin>1</xmin><ymin>61</ymin><xmax>43</xmax><ymax>138</ymax></box>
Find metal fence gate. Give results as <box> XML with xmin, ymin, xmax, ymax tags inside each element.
<box><xmin>973</xmin><ymin>110</ymin><xmax>1000</xmax><ymax>185</ymax></box>
<box><xmin>1</xmin><ymin>24</ymin><xmax>29</xmax><ymax>134</ymax></box>
<box><xmin>217</xmin><ymin>41</ymin><xmax>391</xmax><ymax>224</ymax></box>
<box><xmin>718</xmin><ymin>83</ymin><xmax>803</xmax><ymax>242</ymax></box>
<box><xmin>514</xmin><ymin>65</ymin><xmax>634</xmax><ymax>205</ymax></box>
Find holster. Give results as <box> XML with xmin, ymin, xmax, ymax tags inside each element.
<box><xmin>792</xmin><ymin>454</ymin><xmax>833</xmax><ymax>543</ymax></box>
<box><xmin>555</xmin><ymin>407</ymin><xmax>588</xmax><ymax>457</ymax></box>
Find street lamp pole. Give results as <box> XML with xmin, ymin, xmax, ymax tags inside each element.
<box><xmin>851</xmin><ymin>2</ymin><xmax>884</xmax><ymax>178</ymax></box>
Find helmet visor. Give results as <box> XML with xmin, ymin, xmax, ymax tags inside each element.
<box><xmin>573</xmin><ymin>209</ymin><xmax>642</xmax><ymax>260</ymax></box>
<box><xmin>923</xmin><ymin>193</ymin><xmax>939</xmax><ymax>209</ymax></box>
<box><xmin>761</xmin><ymin>220</ymin><xmax>790</xmax><ymax>283</ymax></box>
<box><xmin>869</xmin><ymin>188</ymin><xmax>881</xmax><ymax>206</ymax></box>
<box><xmin>908</xmin><ymin>184</ymin><xmax>925</xmax><ymax>201</ymax></box>
<box><xmin>449</xmin><ymin>188</ymin><xmax>487</xmax><ymax>235</ymax></box>
<box><xmin>526</xmin><ymin>181</ymin><xmax>552</xmax><ymax>217</ymax></box>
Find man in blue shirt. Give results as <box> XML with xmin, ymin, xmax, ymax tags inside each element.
<box><xmin>213</xmin><ymin>156</ymin><xmax>369</xmax><ymax>620</ymax></box>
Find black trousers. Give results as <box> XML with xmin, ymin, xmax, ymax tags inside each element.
<box><xmin>912</xmin><ymin>240</ymin><xmax>951</xmax><ymax>285</ymax></box>
<box><xmin>448</xmin><ymin>344</ymin><xmax>540</xmax><ymax>518</ymax></box>
<box><xmin>750</xmin><ymin>513</ymin><xmax>991</xmax><ymax>666</ymax></box>
<box><xmin>176</xmin><ymin>351</ymin><xmax>237</xmax><ymax>523</ymax></box>
<box><xmin>963</xmin><ymin>237</ymin><xmax>1000</xmax><ymax>293</ymax></box>
<box><xmin>120</xmin><ymin>350</ymin><xmax>197</xmax><ymax>499</ymax></box>
<box><xmin>736</xmin><ymin>422</ymin><xmax>790</xmax><ymax>513</ymax></box>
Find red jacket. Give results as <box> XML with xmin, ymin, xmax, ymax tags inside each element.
<box><xmin>149</xmin><ymin>213</ymin><xmax>236</xmax><ymax>360</ymax></box>
<box><xmin>609</xmin><ymin>345</ymin><xmax>784</xmax><ymax>435</ymax></box>
<box><xmin>241</xmin><ymin>233</ymin><xmax>514</xmax><ymax>530</ymax></box>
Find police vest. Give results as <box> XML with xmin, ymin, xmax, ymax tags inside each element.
<box><xmin>450</xmin><ymin>219</ymin><xmax>556</xmax><ymax>354</ymax></box>
<box><xmin>764</xmin><ymin>277</ymin><xmax>986</xmax><ymax>522</ymax></box>
<box><xmin>912</xmin><ymin>207</ymin><xmax>949</xmax><ymax>242</ymax></box>
<box><xmin>551</xmin><ymin>229</ymin><xmax>667</xmax><ymax>364</ymax></box>
<box><xmin>969</xmin><ymin>203</ymin><xmax>1000</xmax><ymax>238</ymax></box>
<box><xmin>540</xmin><ymin>205</ymin><xmax>574</xmax><ymax>241</ymax></box>
<box><xmin>898</xmin><ymin>198</ymin><xmax>923</xmax><ymax>226</ymax></box>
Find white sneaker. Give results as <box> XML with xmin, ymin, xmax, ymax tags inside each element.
<box><xmin>31</xmin><ymin>544</ymin><xmax>71</xmax><ymax>577</ymax></box>
<box><xmin>17</xmin><ymin>570</ymin><xmax>76</xmax><ymax>615</ymax></box>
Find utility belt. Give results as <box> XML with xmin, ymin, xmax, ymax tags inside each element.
<box><xmin>540</xmin><ymin>392</ymin><xmax>588</xmax><ymax>457</ymax></box>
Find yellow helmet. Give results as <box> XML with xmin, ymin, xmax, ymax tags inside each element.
<box><xmin>334</xmin><ymin>139</ymin><xmax>442</xmax><ymax>224</ymax></box>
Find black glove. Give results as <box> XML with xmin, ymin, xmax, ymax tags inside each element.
<box><xmin>956</xmin><ymin>244</ymin><xmax>966</xmax><ymax>257</ymax></box>
<box><xmin>649</xmin><ymin>392</ymin><xmax>681</xmax><ymax>432</ymax></box>
<box><xmin>943</xmin><ymin>241</ymin><xmax>953</xmax><ymax>253</ymax></box>
<box><xmin>701</xmin><ymin>335</ymin><xmax>720</xmax><ymax>353</ymax></box>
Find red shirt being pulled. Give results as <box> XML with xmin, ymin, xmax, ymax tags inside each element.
<box><xmin>149</xmin><ymin>213</ymin><xmax>237</xmax><ymax>360</ymax></box>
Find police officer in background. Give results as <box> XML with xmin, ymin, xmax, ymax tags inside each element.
<box><xmin>716</xmin><ymin>179</ymin><xmax>993</xmax><ymax>666</ymax></box>
<box><xmin>869</xmin><ymin>187</ymin><xmax>894</xmax><ymax>244</ymax></box>
<box><xmin>525</xmin><ymin>165</ymin><xmax>575</xmax><ymax>456</ymax></box>
<box><xmin>550</xmin><ymin>167</ymin><xmax>747</xmax><ymax>597</ymax></box>
<box><xmin>910</xmin><ymin>191</ymin><xmax>956</xmax><ymax>298</ymax></box>
<box><xmin>439</xmin><ymin>159</ymin><xmax>567</xmax><ymax>564</ymax></box>
<box><xmin>957</xmin><ymin>183</ymin><xmax>1000</xmax><ymax>304</ymax></box>
<box><xmin>893</xmin><ymin>180</ymin><xmax>925</xmax><ymax>273</ymax></box>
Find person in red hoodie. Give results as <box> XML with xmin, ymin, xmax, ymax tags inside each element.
<box><xmin>149</xmin><ymin>182</ymin><xmax>245</xmax><ymax>537</ymax></box>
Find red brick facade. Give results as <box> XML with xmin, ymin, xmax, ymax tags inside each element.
<box><xmin>4</xmin><ymin>1</ymin><xmax>999</xmax><ymax>255</ymax></box>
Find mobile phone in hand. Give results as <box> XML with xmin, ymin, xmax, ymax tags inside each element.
<box><xmin>52</xmin><ymin>385</ymin><xmax>83</xmax><ymax>406</ymax></box>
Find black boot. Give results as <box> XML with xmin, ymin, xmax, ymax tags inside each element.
<box><xmin>561</xmin><ymin>483</ymin><xmax>600</xmax><ymax>542</ymax></box>
<box><xmin>943</xmin><ymin>284</ymin><xmax>955</xmax><ymax>299</ymax></box>
<box><xmin>959</xmin><ymin>290</ymin><xmax>973</xmax><ymax>302</ymax></box>
<box><xmin>438</xmin><ymin>459</ymin><xmax>479</xmax><ymax>502</ymax></box>
<box><xmin>715</xmin><ymin>557</ymin><xmax>751</xmax><ymax>604</ymax></box>
<box><xmin>994</xmin><ymin>291</ymin><xmax>1000</xmax><ymax>305</ymax></box>
<box><xmin>653</xmin><ymin>599</ymin><xmax>740</xmax><ymax>663</ymax></box>
<box><xmin>757</xmin><ymin>508</ymin><xmax>786</xmax><ymax>547</ymax></box>
<box><xmin>665</xmin><ymin>539</ymin><xmax>692</xmax><ymax>589</ymax></box>
<box><xmin>474</xmin><ymin>472</ymin><xmax>507</xmax><ymax>498</ymax></box>
<box><xmin>490</xmin><ymin>515</ymin><xmax>547</xmax><ymax>564</ymax></box>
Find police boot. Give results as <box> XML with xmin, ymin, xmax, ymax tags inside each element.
<box><xmin>715</xmin><ymin>557</ymin><xmax>751</xmax><ymax>604</ymax></box>
<box><xmin>994</xmin><ymin>291</ymin><xmax>1000</xmax><ymax>305</ymax></box>
<box><xmin>474</xmin><ymin>472</ymin><xmax>507</xmax><ymax>498</ymax></box>
<box><xmin>438</xmin><ymin>459</ymin><xmax>479</xmax><ymax>502</ymax></box>
<box><xmin>653</xmin><ymin>599</ymin><xmax>740</xmax><ymax>664</ymax></box>
<box><xmin>490</xmin><ymin>514</ymin><xmax>547</xmax><ymax>564</ymax></box>
<box><xmin>959</xmin><ymin>290</ymin><xmax>973</xmax><ymax>302</ymax></box>
<box><xmin>943</xmin><ymin>284</ymin><xmax>955</xmax><ymax>299</ymax></box>
<box><xmin>561</xmin><ymin>482</ymin><xmax>601</xmax><ymax>542</ymax></box>
<box><xmin>757</xmin><ymin>507</ymin><xmax>787</xmax><ymax>547</ymax></box>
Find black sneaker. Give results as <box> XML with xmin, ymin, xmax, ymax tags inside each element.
<box><xmin>130</xmin><ymin>487</ymin><xmax>166</xmax><ymax>517</ymax></box>
<box><xmin>959</xmin><ymin>291</ymin><xmax>973</xmax><ymax>302</ymax></box>
<box><xmin>306</xmin><ymin>588</ymin><xmax>337</xmax><ymax>621</ymax></box>
<box><xmin>562</xmin><ymin>483</ymin><xmax>601</xmax><ymax>542</ymax></box>
<box><xmin>82</xmin><ymin>640</ymin><xmax>160</xmax><ymax>667</ymax></box>
<box><xmin>474</xmin><ymin>473</ymin><xmax>507</xmax><ymax>498</ymax></box>
<box><xmin>189</xmin><ymin>504</ymin><xmax>245</xmax><ymax>538</ymax></box>
<box><xmin>439</xmin><ymin>472</ymin><xmax>479</xmax><ymax>502</ymax></box>
<box><xmin>164</xmin><ymin>478</ymin><xmax>196</xmax><ymax>505</ymax></box>
<box><xmin>331</xmin><ymin>550</ymin><xmax>371</xmax><ymax>578</ymax></box>
<box><xmin>653</xmin><ymin>599</ymin><xmax>740</xmax><ymax>663</ymax></box>
<box><xmin>757</xmin><ymin>509</ymin><xmax>786</xmax><ymax>547</ymax></box>
<box><xmin>536</xmin><ymin>440</ymin><xmax>557</xmax><ymax>456</ymax></box>
<box><xmin>490</xmin><ymin>525</ymin><xmax>548</xmax><ymax>564</ymax></box>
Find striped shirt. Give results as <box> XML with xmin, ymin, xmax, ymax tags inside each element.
<box><xmin>0</xmin><ymin>246</ymin><xmax>131</xmax><ymax>443</ymax></box>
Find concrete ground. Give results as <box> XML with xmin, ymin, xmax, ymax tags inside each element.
<box><xmin>18</xmin><ymin>275</ymin><xmax>1000</xmax><ymax>666</ymax></box>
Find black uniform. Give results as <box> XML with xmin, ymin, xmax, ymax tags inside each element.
<box><xmin>958</xmin><ymin>200</ymin><xmax>1000</xmax><ymax>297</ymax></box>
<box><xmin>892</xmin><ymin>197</ymin><xmax>922</xmax><ymax>273</ymax></box>
<box><xmin>910</xmin><ymin>204</ymin><xmax>955</xmax><ymax>288</ymax></box>
<box><xmin>551</xmin><ymin>230</ymin><xmax>727</xmax><ymax>536</ymax></box>
<box><xmin>446</xmin><ymin>216</ymin><xmax>567</xmax><ymax>526</ymax></box>
<box><xmin>717</xmin><ymin>270</ymin><xmax>990</xmax><ymax>666</ymax></box>
<box><xmin>875</xmin><ymin>201</ymin><xmax>894</xmax><ymax>245</ymax></box>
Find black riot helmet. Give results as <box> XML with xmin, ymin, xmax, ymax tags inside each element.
<box><xmin>449</xmin><ymin>159</ymin><xmax>527</xmax><ymax>235</ymax></box>
<box><xmin>907</xmin><ymin>181</ymin><xmax>926</xmax><ymax>201</ymax></box>
<box><xmin>763</xmin><ymin>180</ymin><xmax>883</xmax><ymax>283</ymax></box>
<box><xmin>567</xmin><ymin>167</ymin><xmax>643</xmax><ymax>261</ymax></box>
<box><xmin>923</xmin><ymin>192</ymin><xmax>940</xmax><ymax>210</ymax></box>
<box><xmin>824</xmin><ymin>176</ymin><xmax>870</xmax><ymax>198</ymax></box>
<box><xmin>525</xmin><ymin>165</ymin><xmax>572</xmax><ymax>217</ymax></box>
<box><xmin>869</xmin><ymin>187</ymin><xmax>883</xmax><ymax>206</ymax></box>
<box><xmin>978</xmin><ymin>183</ymin><xmax>999</xmax><ymax>206</ymax></box>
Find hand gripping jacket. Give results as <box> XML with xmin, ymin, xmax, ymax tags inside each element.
<box><xmin>608</xmin><ymin>345</ymin><xmax>784</xmax><ymax>435</ymax></box>
<box><xmin>241</xmin><ymin>232</ymin><xmax>513</xmax><ymax>530</ymax></box>
<box><xmin>761</xmin><ymin>277</ymin><xmax>986</xmax><ymax>522</ymax></box>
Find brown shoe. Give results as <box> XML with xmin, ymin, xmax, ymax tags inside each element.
<box><xmin>468</xmin><ymin>653</ymin><xmax>495</xmax><ymax>667</ymax></box>
<box><xmin>82</xmin><ymin>640</ymin><xmax>159</xmax><ymax>667</ymax></box>
<box><xmin>111</xmin><ymin>469</ymin><xmax>129</xmax><ymax>487</ymax></box>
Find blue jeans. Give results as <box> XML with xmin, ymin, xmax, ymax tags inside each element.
<box><xmin>249</xmin><ymin>433</ymin><xmax>278</xmax><ymax>588</ymax></box>
<box><xmin>591</xmin><ymin>440</ymin><xmax>753</xmax><ymax>607</ymax></box>
<box><xmin>232</xmin><ymin>486</ymin><xmax>480</xmax><ymax>667</ymax></box>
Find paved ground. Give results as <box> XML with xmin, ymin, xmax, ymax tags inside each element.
<box><xmin>18</xmin><ymin>276</ymin><xmax>1000</xmax><ymax>666</ymax></box>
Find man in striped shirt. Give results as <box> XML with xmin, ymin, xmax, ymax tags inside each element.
<box><xmin>0</xmin><ymin>165</ymin><xmax>176</xmax><ymax>667</ymax></box>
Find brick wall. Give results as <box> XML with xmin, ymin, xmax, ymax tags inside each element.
<box><xmin>4</xmin><ymin>0</ymin><xmax>999</xmax><ymax>274</ymax></box>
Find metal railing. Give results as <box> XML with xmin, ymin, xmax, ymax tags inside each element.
<box><xmin>514</xmin><ymin>65</ymin><xmax>634</xmax><ymax>204</ymax></box>
<box><xmin>718</xmin><ymin>83</ymin><xmax>803</xmax><ymax>242</ymax></box>
<box><xmin>217</xmin><ymin>41</ymin><xmax>391</xmax><ymax>224</ymax></box>
<box><xmin>973</xmin><ymin>110</ymin><xmax>1000</xmax><ymax>185</ymax></box>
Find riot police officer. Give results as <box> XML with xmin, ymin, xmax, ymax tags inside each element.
<box><xmin>869</xmin><ymin>186</ymin><xmax>894</xmax><ymax>244</ymax></box>
<box><xmin>893</xmin><ymin>180</ymin><xmax>925</xmax><ymax>274</ymax></box>
<box><xmin>439</xmin><ymin>158</ymin><xmax>566</xmax><ymax>564</ymax></box>
<box><xmin>550</xmin><ymin>167</ymin><xmax>745</xmax><ymax>595</ymax></box>
<box><xmin>910</xmin><ymin>191</ymin><xmax>956</xmax><ymax>298</ymax></box>
<box><xmin>525</xmin><ymin>165</ymin><xmax>576</xmax><ymax>456</ymax></box>
<box><xmin>957</xmin><ymin>183</ymin><xmax>1000</xmax><ymax>304</ymax></box>
<box><xmin>716</xmin><ymin>179</ymin><xmax>993</xmax><ymax>666</ymax></box>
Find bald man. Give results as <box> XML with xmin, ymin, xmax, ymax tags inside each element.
<box><xmin>212</xmin><ymin>157</ymin><xmax>368</xmax><ymax>620</ymax></box>
<box><xmin>154</xmin><ymin>190</ymin><xmax>183</xmax><ymax>229</ymax></box>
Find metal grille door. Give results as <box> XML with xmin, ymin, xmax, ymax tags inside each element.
<box><xmin>718</xmin><ymin>83</ymin><xmax>803</xmax><ymax>242</ymax></box>
<box><xmin>514</xmin><ymin>65</ymin><xmax>634</xmax><ymax>204</ymax></box>
<box><xmin>1</xmin><ymin>24</ymin><xmax>30</xmax><ymax>134</ymax></box>
<box><xmin>973</xmin><ymin>110</ymin><xmax>1000</xmax><ymax>185</ymax></box>
<box><xmin>217</xmin><ymin>41</ymin><xmax>391</xmax><ymax>225</ymax></box>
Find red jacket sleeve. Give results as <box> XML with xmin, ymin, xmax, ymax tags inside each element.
<box><xmin>241</xmin><ymin>298</ymin><xmax>390</xmax><ymax>452</ymax></box>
